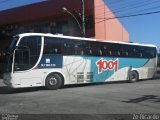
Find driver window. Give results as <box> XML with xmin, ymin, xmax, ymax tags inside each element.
<box><xmin>14</xmin><ymin>49</ymin><xmax>30</xmax><ymax>71</ymax></box>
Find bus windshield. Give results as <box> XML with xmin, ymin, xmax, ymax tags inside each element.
<box><xmin>3</xmin><ymin>37</ymin><xmax>19</xmax><ymax>73</ymax></box>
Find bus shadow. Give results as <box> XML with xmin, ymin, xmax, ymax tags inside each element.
<box><xmin>63</xmin><ymin>77</ymin><xmax>160</xmax><ymax>89</ymax></box>
<box><xmin>136</xmin><ymin>76</ymin><xmax>160</xmax><ymax>82</ymax></box>
<box><xmin>62</xmin><ymin>81</ymin><xmax>127</xmax><ymax>89</ymax></box>
<box><xmin>0</xmin><ymin>86</ymin><xmax>45</xmax><ymax>94</ymax></box>
<box><xmin>0</xmin><ymin>81</ymin><xmax>127</xmax><ymax>94</ymax></box>
<box><xmin>122</xmin><ymin>95</ymin><xmax>160</xmax><ymax>103</ymax></box>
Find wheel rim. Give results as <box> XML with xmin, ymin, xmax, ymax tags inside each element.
<box><xmin>49</xmin><ymin>77</ymin><xmax>58</xmax><ymax>85</ymax></box>
<box><xmin>131</xmin><ymin>74</ymin><xmax>136</xmax><ymax>81</ymax></box>
<box><xmin>130</xmin><ymin>72</ymin><xmax>137</xmax><ymax>82</ymax></box>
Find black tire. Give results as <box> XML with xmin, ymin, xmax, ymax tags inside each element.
<box><xmin>45</xmin><ymin>73</ymin><xmax>63</xmax><ymax>90</ymax></box>
<box><xmin>129</xmin><ymin>71</ymin><xmax>139</xmax><ymax>83</ymax></box>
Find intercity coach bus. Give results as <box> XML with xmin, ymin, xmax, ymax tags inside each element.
<box><xmin>3</xmin><ymin>33</ymin><xmax>158</xmax><ymax>89</ymax></box>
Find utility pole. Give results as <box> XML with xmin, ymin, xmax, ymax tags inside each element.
<box><xmin>62</xmin><ymin>7</ymin><xmax>83</xmax><ymax>36</ymax></box>
<box><xmin>81</xmin><ymin>0</ymin><xmax>85</xmax><ymax>37</ymax></box>
<box><xmin>62</xmin><ymin>0</ymin><xmax>86</xmax><ymax>37</ymax></box>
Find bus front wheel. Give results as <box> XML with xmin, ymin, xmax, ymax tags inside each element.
<box><xmin>129</xmin><ymin>71</ymin><xmax>139</xmax><ymax>83</ymax></box>
<box><xmin>45</xmin><ymin>73</ymin><xmax>63</xmax><ymax>90</ymax></box>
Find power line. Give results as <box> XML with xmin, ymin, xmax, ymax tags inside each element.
<box><xmin>96</xmin><ymin>0</ymin><xmax>160</xmax><ymax>17</ymax></box>
<box><xmin>95</xmin><ymin>10</ymin><xmax>160</xmax><ymax>24</ymax></box>
<box><xmin>120</xmin><ymin>5</ymin><xmax>160</xmax><ymax>16</ymax></box>
<box><xmin>108</xmin><ymin>0</ymin><xmax>160</xmax><ymax>16</ymax></box>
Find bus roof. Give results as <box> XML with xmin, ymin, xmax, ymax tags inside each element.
<box><xmin>16</xmin><ymin>33</ymin><xmax>157</xmax><ymax>48</ymax></box>
<box><xmin>97</xmin><ymin>39</ymin><xmax>157</xmax><ymax>48</ymax></box>
<box><xmin>16</xmin><ymin>33</ymin><xmax>96</xmax><ymax>41</ymax></box>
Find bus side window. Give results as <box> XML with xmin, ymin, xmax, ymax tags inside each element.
<box><xmin>89</xmin><ymin>49</ymin><xmax>92</xmax><ymax>55</ymax></box>
<box><xmin>109</xmin><ymin>51</ymin><xmax>112</xmax><ymax>56</ymax></box>
<box><xmin>44</xmin><ymin>37</ymin><xmax>62</xmax><ymax>55</ymax></box>
<box><xmin>89</xmin><ymin>41</ymin><xmax>100</xmax><ymax>56</ymax></box>
<box><xmin>94</xmin><ymin>49</ymin><xmax>102</xmax><ymax>56</ymax></box>
<box><xmin>73</xmin><ymin>40</ymin><xmax>85</xmax><ymax>56</ymax></box>
<box><xmin>81</xmin><ymin>50</ymin><xmax>84</xmax><ymax>55</ymax></box>
<box><xmin>63</xmin><ymin>42</ymin><xmax>72</xmax><ymax>55</ymax></box>
<box><xmin>100</xmin><ymin>45</ymin><xmax>107</xmax><ymax>56</ymax></box>
<box><xmin>84</xmin><ymin>48</ymin><xmax>92</xmax><ymax>56</ymax></box>
<box><xmin>143</xmin><ymin>47</ymin><xmax>156</xmax><ymax>58</ymax></box>
<box><xmin>126</xmin><ymin>52</ymin><xmax>129</xmax><ymax>56</ymax></box>
<box><xmin>117</xmin><ymin>51</ymin><xmax>120</xmax><ymax>56</ymax></box>
<box><xmin>99</xmin><ymin>49</ymin><xmax>103</xmax><ymax>56</ymax></box>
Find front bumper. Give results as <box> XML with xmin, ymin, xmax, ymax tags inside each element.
<box><xmin>3</xmin><ymin>79</ymin><xmax>12</xmax><ymax>87</ymax></box>
<box><xmin>3</xmin><ymin>73</ymin><xmax>13</xmax><ymax>87</ymax></box>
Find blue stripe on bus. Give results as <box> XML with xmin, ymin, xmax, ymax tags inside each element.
<box><xmin>38</xmin><ymin>55</ymin><xmax>63</xmax><ymax>69</ymax></box>
<box><xmin>84</xmin><ymin>57</ymin><xmax>149</xmax><ymax>82</ymax></box>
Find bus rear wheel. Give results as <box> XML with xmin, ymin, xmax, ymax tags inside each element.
<box><xmin>129</xmin><ymin>71</ymin><xmax>139</xmax><ymax>83</ymax></box>
<box><xmin>45</xmin><ymin>73</ymin><xmax>63</xmax><ymax>90</ymax></box>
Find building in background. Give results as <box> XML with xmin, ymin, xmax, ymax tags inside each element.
<box><xmin>0</xmin><ymin>0</ymin><xmax>129</xmax><ymax>74</ymax></box>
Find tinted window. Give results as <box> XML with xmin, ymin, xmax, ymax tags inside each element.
<box><xmin>15</xmin><ymin>50</ymin><xmax>29</xmax><ymax>65</ymax></box>
<box><xmin>91</xmin><ymin>42</ymin><xmax>103</xmax><ymax>56</ymax></box>
<box><xmin>43</xmin><ymin>37</ymin><xmax>157</xmax><ymax>59</ymax></box>
<box><xmin>14</xmin><ymin>49</ymin><xmax>30</xmax><ymax>71</ymax></box>
<box><xmin>143</xmin><ymin>47</ymin><xmax>157</xmax><ymax>58</ymax></box>
<box><xmin>63</xmin><ymin>39</ymin><xmax>86</xmax><ymax>56</ymax></box>
<box><xmin>18</xmin><ymin>36</ymin><xmax>41</xmax><ymax>70</ymax></box>
<box><xmin>44</xmin><ymin>37</ymin><xmax>62</xmax><ymax>55</ymax></box>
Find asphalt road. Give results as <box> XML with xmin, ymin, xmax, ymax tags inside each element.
<box><xmin>0</xmin><ymin>78</ymin><xmax>160</xmax><ymax>114</ymax></box>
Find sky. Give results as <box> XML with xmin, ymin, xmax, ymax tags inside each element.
<box><xmin>104</xmin><ymin>0</ymin><xmax>160</xmax><ymax>50</ymax></box>
<box><xmin>0</xmin><ymin>0</ymin><xmax>159</xmax><ymax>49</ymax></box>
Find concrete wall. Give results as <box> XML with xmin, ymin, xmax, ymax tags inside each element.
<box><xmin>94</xmin><ymin>0</ymin><xmax>129</xmax><ymax>42</ymax></box>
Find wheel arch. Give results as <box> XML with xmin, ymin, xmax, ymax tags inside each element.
<box><xmin>133</xmin><ymin>69</ymin><xmax>139</xmax><ymax>77</ymax></box>
<box><xmin>131</xmin><ymin>69</ymin><xmax>139</xmax><ymax>78</ymax></box>
<box><xmin>43</xmin><ymin>71</ymin><xmax>65</xmax><ymax>86</ymax></box>
<box><xmin>129</xmin><ymin>70</ymin><xmax>139</xmax><ymax>82</ymax></box>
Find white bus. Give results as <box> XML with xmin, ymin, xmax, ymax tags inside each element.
<box><xmin>3</xmin><ymin>33</ymin><xmax>158</xmax><ymax>89</ymax></box>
